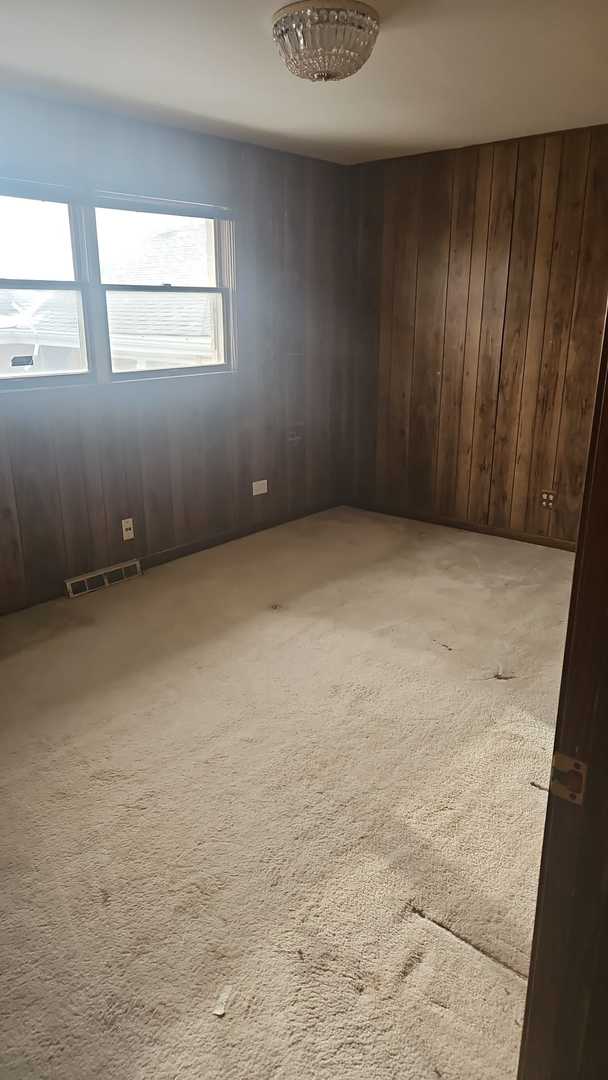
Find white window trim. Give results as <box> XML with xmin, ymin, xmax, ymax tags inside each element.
<box><xmin>0</xmin><ymin>181</ymin><xmax>237</xmax><ymax>391</ymax></box>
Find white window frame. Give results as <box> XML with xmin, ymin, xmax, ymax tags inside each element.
<box><xmin>0</xmin><ymin>180</ymin><xmax>237</xmax><ymax>390</ymax></box>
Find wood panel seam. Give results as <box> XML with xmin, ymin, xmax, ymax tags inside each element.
<box><xmin>549</xmin><ymin>136</ymin><xmax>593</xmax><ymax>538</ymax></box>
<box><xmin>506</xmin><ymin>136</ymin><xmax>547</xmax><ymax>529</ymax></box>
<box><xmin>486</xmin><ymin>140</ymin><xmax>521</xmax><ymax>524</ymax></box>
<box><xmin>434</xmin><ymin>154</ymin><xmax>457</xmax><ymax>505</ymax></box>
<box><xmin>466</xmin><ymin>146</ymin><xmax>494</xmax><ymax>520</ymax></box>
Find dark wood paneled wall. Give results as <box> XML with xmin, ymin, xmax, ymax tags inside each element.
<box><xmin>0</xmin><ymin>94</ymin><xmax>352</xmax><ymax>614</ymax></box>
<box><xmin>1</xmin><ymin>93</ymin><xmax>606</xmax><ymax>615</ymax></box>
<box><xmin>355</xmin><ymin>125</ymin><xmax>608</xmax><ymax>547</ymax></box>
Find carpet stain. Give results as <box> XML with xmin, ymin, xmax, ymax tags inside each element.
<box><xmin>0</xmin><ymin>508</ymin><xmax>570</xmax><ymax>1080</ymax></box>
<box><xmin>400</xmin><ymin>948</ymin><xmax>424</xmax><ymax>981</ymax></box>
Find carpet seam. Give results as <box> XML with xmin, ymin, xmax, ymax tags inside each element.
<box><xmin>411</xmin><ymin>906</ymin><xmax>528</xmax><ymax>982</ymax></box>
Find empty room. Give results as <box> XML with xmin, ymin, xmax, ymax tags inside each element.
<box><xmin>1</xmin><ymin>3</ymin><xmax>608</xmax><ymax>1078</ymax></box>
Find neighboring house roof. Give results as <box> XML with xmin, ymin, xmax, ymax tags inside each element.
<box><xmin>0</xmin><ymin>217</ymin><xmax>219</xmax><ymax>369</ymax></box>
<box><xmin>99</xmin><ymin>220</ymin><xmax>215</xmax><ymax>288</ymax></box>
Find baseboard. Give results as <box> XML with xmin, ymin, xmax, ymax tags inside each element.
<box><xmin>348</xmin><ymin>502</ymin><xmax>577</xmax><ymax>553</ymax></box>
<box><xmin>3</xmin><ymin>500</ymin><xmax>574</xmax><ymax>618</ymax></box>
<box><xmin>1</xmin><ymin>503</ymin><xmax>341</xmax><ymax>617</ymax></box>
<box><xmin>140</xmin><ymin>501</ymin><xmax>339</xmax><ymax>571</ymax></box>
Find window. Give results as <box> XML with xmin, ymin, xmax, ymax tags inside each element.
<box><xmin>96</xmin><ymin>208</ymin><xmax>227</xmax><ymax>374</ymax></box>
<box><xmin>0</xmin><ymin>196</ymin><xmax>88</xmax><ymax>378</ymax></box>
<box><xmin>0</xmin><ymin>190</ymin><xmax>235</xmax><ymax>385</ymax></box>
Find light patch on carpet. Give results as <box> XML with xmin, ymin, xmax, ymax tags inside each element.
<box><xmin>0</xmin><ymin>508</ymin><xmax>573</xmax><ymax>1079</ymax></box>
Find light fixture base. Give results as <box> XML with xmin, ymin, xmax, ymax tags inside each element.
<box><xmin>272</xmin><ymin>3</ymin><xmax>380</xmax><ymax>83</ymax></box>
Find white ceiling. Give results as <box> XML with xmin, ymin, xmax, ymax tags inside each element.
<box><xmin>0</xmin><ymin>0</ymin><xmax>607</xmax><ymax>164</ymax></box>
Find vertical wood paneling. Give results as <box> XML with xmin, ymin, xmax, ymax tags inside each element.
<box><xmin>232</xmin><ymin>144</ymin><xmax>260</xmax><ymax>538</ymax></box>
<box><xmin>489</xmin><ymin>136</ymin><xmax>544</xmax><ymax>528</ymax></box>
<box><xmin>244</xmin><ymin>147</ymin><xmax>283</xmax><ymax>528</ymax></box>
<box><xmin>510</xmin><ymin>135</ymin><xmax>563</xmax><ymax>533</ymax></box>
<box><xmin>330</xmin><ymin>168</ymin><xmax>353</xmax><ymax>502</ymax></box>
<box><xmin>138</xmin><ymin>391</ymin><xmax>177</xmax><ymax>556</ymax></box>
<box><xmin>455</xmin><ymin>145</ymin><xmax>492</xmax><ymax>519</ymax></box>
<box><xmin>525</xmin><ymin>129</ymin><xmax>591</xmax><ymax>536</ymax></box>
<box><xmin>99</xmin><ymin>390</ymin><xmax>148</xmax><ymax>565</ymax></box>
<box><xmin>436</xmin><ymin>148</ymin><xmax>477</xmax><ymax>517</ymax></box>
<box><xmin>408</xmin><ymin>153</ymin><xmax>452</xmax><ymax>513</ymax></box>
<box><xmin>199</xmin><ymin>381</ymin><xmax>238</xmax><ymax>538</ymax></box>
<box><xmin>6</xmin><ymin>399</ymin><xmax>67</xmax><ymax>605</ymax></box>
<box><xmin>0</xmin><ymin>128</ymin><xmax>349</xmax><ymax>614</ymax></box>
<box><xmin>468</xmin><ymin>140</ymin><xmax>518</xmax><ymax>524</ymax></box>
<box><xmin>552</xmin><ymin>127</ymin><xmax>608</xmax><ymax>542</ymax></box>
<box><xmin>303</xmin><ymin>158</ymin><xmax>321</xmax><ymax>511</ymax></box>
<box><xmin>326</xmin><ymin>165</ymin><xmax>342</xmax><ymax>505</ymax></box>
<box><xmin>51</xmin><ymin>397</ymin><xmax>98</xmax><ymax>579</ymax></box>
<box><xmin>0</xmin><ymin>421</ymin><xmax>25</xmax><ymax>615</ymax></box>
<box><xmin>374</xmin><ymin>161</ymin><xmax>400</xmax><ymax>509</ymax></box>
<box><xmin>261</xmin><ymin>150</ymin><xmax>288</xmax><ymax>525</ymax></box>
<box><xmin>366</xmin><ymin>125</ymin><xmax>607</xmax><ymax>549</ymax></box>
<box><xmin>309</xmin><ymin>160</ymin><xmax>338</xmax><ymax>512</ymax></box>
<box><xmin>2</xmin><ymin>107</ymin><xmax>608</xmax><ymax>615</ymax></box>
<box><xmin>283</xmin><ymin>154</ymin><xmax>307</xmax><ymax>517</ymax></box>
<box><xmin>351</xmin><ymin>163</ymin><xmax>383</xmax><ymax>506</ymax></box>
<box><xmin>385</xmin><ymin>159</ymin><xmax>421</xmax><ymax>513</ymax></box>
<box><xmin>76</xmin><ymin>394</ymin><xmax>111</xmax><ymax>573</ymax></box>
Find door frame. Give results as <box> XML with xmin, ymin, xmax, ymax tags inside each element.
<box><xmin>518</xmin><ymin>311</ymin><xmax>608</xmax><ymax>1077</ymax></box>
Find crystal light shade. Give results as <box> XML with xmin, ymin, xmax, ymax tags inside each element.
<box><xmin>272</xmin><ymin>3</ymin><xmax>380</xmax><ymax>82</ymax></box>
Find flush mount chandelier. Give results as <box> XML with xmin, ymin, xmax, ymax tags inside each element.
<box><xmin>272</xmin><ymin>2</ymin><xmax>380</xmax><ymax>82</ymax></box>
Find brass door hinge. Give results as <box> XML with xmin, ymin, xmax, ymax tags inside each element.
<box><xmin>550</xmin><ymin>753</ymin><xmax>587</xmax><ymax>806</ymax></box>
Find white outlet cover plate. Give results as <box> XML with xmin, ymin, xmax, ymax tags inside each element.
<box><xmin>122</xmin><ymin>517</ymin><xmax>135</xmax><ymax>540</ymax></box>
<box><xmin>252</xmin><ymin>479</ymin><xmax>268</xmax><ymax>496</ymax></box>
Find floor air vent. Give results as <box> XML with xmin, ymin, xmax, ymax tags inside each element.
<box><xmin>65</xmin><ymin>559</ymin><xmax>142</xmax><ymax>598</ymax></box>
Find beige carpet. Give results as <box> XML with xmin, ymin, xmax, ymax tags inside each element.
<box><xmin>0</xmin><ymin>508</ymin><xmax>573</xmax><ymax>1080</ymax></box>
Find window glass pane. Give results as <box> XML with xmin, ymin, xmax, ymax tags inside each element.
<box><xmin>96</xmin><ymin>209</ymin><xmax>216</xmax><ymax>286</ymax></box>
<box><xmin>0</xmin><ymin>289</ymin><xmax>87</xmax><ymax>377</ymax></box>
<box><xmin>106</xmin><ymin>291</ymin><xmax>224</xmax><ymax>372</ymax></box>
<box><xmin>0</xmin><ymin>196</ymin><xmax>75</xmax><ymax>281</ymax></box>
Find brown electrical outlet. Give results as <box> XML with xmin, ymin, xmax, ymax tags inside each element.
<box><xmin>541</xmin><ymin>490</ymin><xmax>556</xmax><ymax>509</ymax></box>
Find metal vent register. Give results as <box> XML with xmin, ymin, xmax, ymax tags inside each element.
<box><xmin>65</xmin><ymin>559</ymin><xmax>142</xmax><ymax>598</ymax></box>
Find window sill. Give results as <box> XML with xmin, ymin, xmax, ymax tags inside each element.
<box><xmin>110</xmin><ymin>364</ymin><xmax>234</xmax><ymax>383</ymax></box>
<box><xmin>0</xmin><ymin>365</ymin><xmax>237</xmax><ymax>395</ymax></box>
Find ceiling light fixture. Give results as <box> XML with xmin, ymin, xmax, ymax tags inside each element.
<box><xmin>272</xmin><ymin>2</ymin><xmax>380</xmax><ymax>83</ymax></box>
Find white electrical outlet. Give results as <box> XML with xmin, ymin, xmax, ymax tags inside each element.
<box><xmin>122</xmin><ymin>517</ymin><xmax>135</xmax><ymax>541</ymax></box>
<box><xmin>252</xmin><ymin>479</ymin><xmax>268</xmax><ymax>496</ymax></box>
